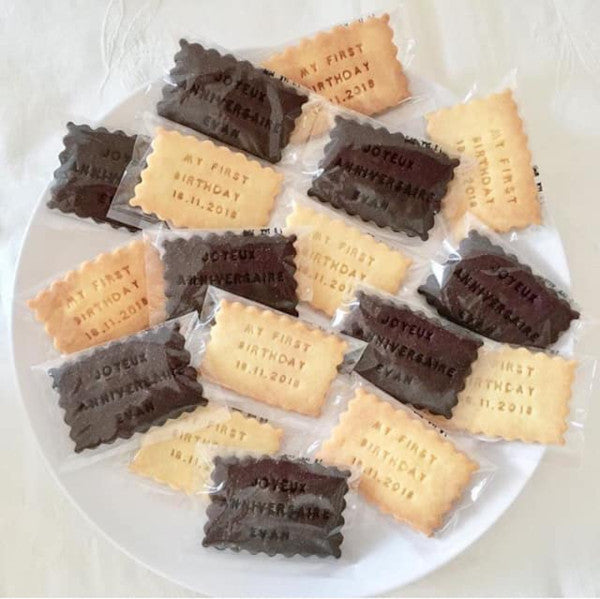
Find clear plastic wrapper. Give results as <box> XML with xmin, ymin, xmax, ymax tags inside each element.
<box><xmin>283</xmin><ymin>102</ymin><xmax>472</xmax><ymax>246</ymax></box>
<box><xmin>415</xmin><ymin>222</ymin><xmax>582</xmax><ymax>351</ymax></box>
<box><xmin>141</xmin><ymin>226</ymin><xmax>310</xmax><ymax>326</ymax></box>
<box><xmin>153</xmin><ymin>37</ymin><xmax>315</xmax><ymax>164</ymax></box>
<box><xmin>250</xmin><ymin>9</ymin><xmax>418</xmax><ymax>130</ymax></box>
<box><xmin>195</xmin><ymin>286</ymin><xmax>367</xmax><ymax>425</ymax></box>
<box><xmin>331</xmin><ymin>285</ymin><xmax>484</xmax><ymax>419</ymax></box>
<box><xmin>45</xmin><ymin>118</ymin><xmax>141</xmax><ymax>232</ymax></box>
<box><xmin>408</xmin><ymin>70</ymin><xmax>556</xmax><ymax>241</ymax></box>
<box><xmin>30</xmin><ymin>312</ymin><xmax>207</xmax><ymax>470</ymax></box>
<box><xmin>310</xmin><ymin>377</ymin><xmax>496</xmax><ymax>539</ymax></box>
<box><xmin>20</xmin><ymin>235</ymin><xmax>163</xmax><ymax>357</ymax></box>
<box><xmin>270</xmin><ymin>190</ymin><xmax>433</xmax><ymax>328</ymax></box>
<box><xmin>200</xmin><ymin>453</ymin><xmax>355</xmax><ymax>560</ymax></box>
<box><xmin>421</xmin><ymin>344</ymin><xmax>597</xmax><ymax>465</ymax></box>
<box><xmin>108</xmin><ymin>114</ymin><xmax>299</xmax><ymax>231</ymax></box>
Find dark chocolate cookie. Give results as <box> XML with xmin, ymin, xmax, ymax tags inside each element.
<box><xmin>47</xmin><ymin>123</ymin><xmax>138</xmax><ymax>230</ymax></box>
<box><xmin>48</xmin><ymin>322</ymin><xmax>206</xmax><ymax>452</ymax></box>
<box><xmin>308</xmin><ymin>117</ymin><xmax>459</xmax><ymax>240</ymax></box>
<box><xmin>340</xmin><ymin>291</ymin><xmax>481</xmax><ymax>418</ymax></box>
<box><xmin>157</xmin><ymin>41</ymin><xmax>308</xmax><ymax>163</ymax></box>
<box><xmin>161</xmin><ymin>232</ymin><xmax>299</xmax><ymax>318</ymax></box>
<box><xmin>203</xmin><ymin>455</ymin><xmax>349</xmax><ymax>558</ymax></box>
<box><xmin>418</xmin><ymin>231</ymin><xmax>580</xmax><ymax>348</ymax></box>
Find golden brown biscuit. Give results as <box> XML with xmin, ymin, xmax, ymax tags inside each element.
<box><xmin>318</xmin><ymin>387</ymin><xmax>478</xmax><ymax>535</ymax></box>
<box><xmin>286</xmin><ymin>202</ymin><xmax>411</xmax><ymax>316</ymax></box>
<box><xmin>264</xmin><ymin>14</ymin><xmax>409</xmax><ymax>116</ymax></box>
<box><xmin>130</xmin><ymin>128</ymin><xmax>283</xmax><ymax>228</ymax></box>
<box><xmin>130</xmin><ymin>405</ymin><xmax>283</xmax><ymax>493</ymax></box>
<box><xmin>426</xmin><ymin>90</ymin><xmax>541</xmax><ymax>232</ymax></box>
<box><xmin>427</xmin><ymin>347</ymin><xmax>576</xmax><ymax>445</ymax></box>
<box><xmin>28</xmin><ymin>240</ymin><xmax>152</xmax><ymax>354</ymax></box>
<box><xmin>201</xmin><ymin>299</ymin><xmax>348</xmax><ymax>416</ymax></box>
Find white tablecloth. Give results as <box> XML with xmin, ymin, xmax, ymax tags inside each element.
<box><xmin>1</xmin><ymin>0</ymin><xmax>599</xmax><ymax>595</ymax></box>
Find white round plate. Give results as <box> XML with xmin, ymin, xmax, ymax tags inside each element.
<box><xmin>11</xmin><ymin>78</ymin><xmax>570</xmax><ymax>596</ymax></box>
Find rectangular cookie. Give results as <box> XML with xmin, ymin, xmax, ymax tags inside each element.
<box><xmin>130</xmin><ymin>405</ymin><xmax>283</xmax><ymax>493</ymax></box>
<box><xmin>47</xmin><ymin>123</ymin><xmax>137</xmax><ymax>230</ymax></box>
<box><xmin>28</xmin><ymin>240</ymin><xmax>157</xmax><ymax>354</ymax></box>
<box><xmin>285</xmin><ymin>202</ymin><xmax>411</xmax><ymax>316</ymax></box>
<box><xmin>426</xmin><ymin>89</ymin><xmax>541</xmax><ymax>232</ymax></box>
<box><xmin>203</xmin><ymin>455</ymin><xmax>349</xmax><ymax>558</ymax></box>
<box><xmin>159</xmin><ymin>232</ymin><xmax>300</xmax><ymax>320</ymax></box>
<box><xmin>262</xmin><ymin>14</ymin><xmax>409</xmax><ymax>116</ymax></box>
<box><xmin>130</xmin><ymin>128</ymin><xmax>283</xmax><ymax>228</ymax></box>
<box><xmin>308</xmin><ymin>117</ymin><xmax>459</xmax><ymax>240</ymax></box>
<box><xmin>428</xmin><ymin>347</ymin><xmax>577</xmax><ymax>445</ymax></box>
<box><xmin>48</xmin><ymin>322</ymin><xmax>207</xmax><ymax>452</ymax></box>
<box><xmin>200</xmin><ymin>299</ymin><xmax>347</xmax><ymax>416</ymax></box>
<box><xmin>317</xmin><ymin>388</ymin><xmax>478</xmax><ymax>535</ymax></box>
<box><xmin>418</xmin><ymin>231</ymin><xmax>579</xmax><ymax>348</ymax></box>
<box><xmin>157</xmin><ymin>41</ymin><xmax>308</xmax><ymax>163</ymax></box>
<box><xmin>340</xmin><ymin>291</ymin><xmax>482</xmax><ymax>418</ymax></box>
